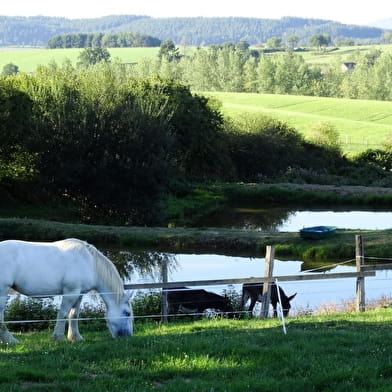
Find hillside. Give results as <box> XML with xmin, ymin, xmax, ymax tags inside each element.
<box><xmin>209</xmin><ymin>92</ymin><xmax>392</xmax><ymax>155</ymax></box>
<box><xmin>0</xmin><ymin>15</ymin><xmax>389</xmax><ymax>47</ymax></box>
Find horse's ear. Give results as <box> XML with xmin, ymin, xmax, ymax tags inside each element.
<box><xmin>123</xmin><ymin>291</ymin><xmax>134</xmax><ymax>303</ymax></box>
<box><xmin>288</xmin><ymin>293</ymin><xmax>297</xmax><ymax>302</ymax></box>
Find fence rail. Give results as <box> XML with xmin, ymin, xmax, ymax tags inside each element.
<box><xmin>123</xmin><ymin>271</ymin><xmax>375</xmax><ymax>291</ymax></box>
<box><xmin>124</xmin><ymin>235</ymin><xmax>383</xmax><ymax>320</ymax></box>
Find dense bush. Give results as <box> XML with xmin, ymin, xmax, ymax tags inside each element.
<box><xmin>225</xmin><ymin>115</ymin><xmax>308</xmax><ymax>180</ymax></box>
<box><xmin>2</xmin><ymin>64</ymin><xmax>229</xmax><ymax>224</ymax></box>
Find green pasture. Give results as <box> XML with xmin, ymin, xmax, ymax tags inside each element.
<box><xmin>209</xmin><ymin>91</ymin><xmax>392</xmax><ymax>155</ymax></box>
<box><xmin>0</xmin><ymin>47</ymin><xmax>160</xmax><ymax>73</ymax></box>
<box><xmin>2</xmin><ymin>310</ymin><xmax>392</xmax><ymax>391</ymax></box>
<box><xmin>297</xmin><ymin>44</ymin><xmax>392</xmax><ymax>66</ymax></box>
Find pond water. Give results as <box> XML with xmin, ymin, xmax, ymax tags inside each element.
<box><xmin>192</xmin><ymin>206</ymin><xmax>392</xmax><ymax>231</ymax></box>
<box><xmin>116</xmin><ymin>250</ymin><xmax>392</xmax><ymax>316</ymax></box>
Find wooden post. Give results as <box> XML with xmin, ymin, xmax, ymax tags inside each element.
<box><xmin>356</xmin><ymin>235</ymin><xmax>365</xmax><ymax>312</ymax></box>
<box><xmin>161</xmin><ymin>260</ymin><xmax>169</xmax><ymax>322</ymax></box>
<box><xmin>260</xmin><ymin>245</ymin><xmax>275</xmax><ymax>318</ymax></box>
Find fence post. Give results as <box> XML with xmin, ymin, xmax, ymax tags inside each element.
<box><xmin>356</xmin><ymin>235</ymin><xmax>365</xmax><ymax>312</ymax></box>
<box><xmin>161</xmin><ymin>260</ymin><xmax>169</xmax><ymax>322</ymax></box>
<box><xmin>259</xmin><ymin>245</ymin><xmax>275</xmax><ymax>318</ymax></box>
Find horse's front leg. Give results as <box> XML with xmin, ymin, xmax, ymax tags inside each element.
<box><xmin>0</xmin><ymin>290</ymin><xmax>19</xmax><ymax>345</ymax></box>
<box><xmin>67</xmin><ymin>295</ymin><xmax>83</xmax><ymax>342</ymax></box>
<box><xmin>52</xmin><ymin>293</ymin><xmax>81</xmax><ymax>342</ymax></box>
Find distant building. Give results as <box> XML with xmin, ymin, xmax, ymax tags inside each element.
<box><xmin>341</xmin><ymin>62</ymin><xmax>356</xmax><ymax>72</ymax></box>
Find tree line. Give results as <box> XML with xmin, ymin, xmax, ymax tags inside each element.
<box><xmin>133</xmin><ymin>42</ymin><xmax>392</xmax><ymax>101</ymax></box>
<box><xmin>47</xmin><ymin>32</ymin><xmax>161</xmax><ymax>49</ymax></box>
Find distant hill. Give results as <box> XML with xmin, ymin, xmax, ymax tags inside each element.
<box><xmin>0</xmin><ymin>14</ymin><xmax>389</xmax><ymax>47</ymax></box>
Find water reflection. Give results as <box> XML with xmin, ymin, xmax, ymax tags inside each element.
<box><xmin>192</xmin><ymin>206</ymin><xmax>392</xmax><ymax>231</ymax></box>
<box><xmin>106</xmin><ymin>249</ymin><xmax>179</xmax><ymax>283</ymax></box>
<box><xmin>105</xmin><ymin>249</ymin><xmax>392</xmax><ymax>313</ymax></box>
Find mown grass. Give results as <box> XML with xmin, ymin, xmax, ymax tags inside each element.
<box><xmin>209</xmin><ymin>91</ymin><xmax>392</xmax><ymax>155</ymax></box>
<box><xmin>2</xmin><ymin>309</ymin><xmax>392</xmax><ymax>391</ymax></box>
<box><xmin>0</xmin><ymin>47</ymin><xmax>160</xmax><ymax>73</ymax></box>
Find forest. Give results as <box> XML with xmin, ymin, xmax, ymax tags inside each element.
<box><xmin>0</xmin><ymin>15</ymin><xmax>388</xmax><ymax>47</ymax></box>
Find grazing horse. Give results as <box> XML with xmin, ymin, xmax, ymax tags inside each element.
<box><xmin>0</xmin><ymin>239</ymin><xmax>133</xmax><ymax>345</ymax></box>
<box><xmin>242</xmin><ymin>282</ymin><xmax>296</xmax><ymax>317</ymax></box>
<box><xmin>167</xmin><ymin>287</ymin><xmax>233</xmax><ymax>316</ymax></box>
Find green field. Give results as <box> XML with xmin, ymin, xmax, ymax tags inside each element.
<box><xmin>294</xmin><ymin>44</ymin><xmax>392</xmax><ymax>66</ymax></box>
<box><xmin>208</xmin><ymin>91</ymin><xmax>392</xmax><ymax>155</ymax></box>
<box><xmin>0</xmin><ymin>47</ymin><xmax>160</xmax><ymax>73</ymax></box>
<box><xmin>2</xmin><ymin>310</ymin><xmax>392</xmax><ymax>391</ymax></box>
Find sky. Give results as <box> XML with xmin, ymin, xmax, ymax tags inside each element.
<box><xmin>1</xmin><ymin>0</ymin><xmax>391</xmax><ymax>26</ymax></box>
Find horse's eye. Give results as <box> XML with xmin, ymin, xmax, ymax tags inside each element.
<box><xmin>123</xmin><ymin>311</ymin><xmax>130</xmax><ymax>317</ymax></box>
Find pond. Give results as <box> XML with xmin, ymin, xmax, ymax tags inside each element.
<box><xmin>113</xmin><ymin>249</ymin><xmax>392</xmax><ymax>316</ymax></box>
<box><xmin>192</xmin><ymin>206</ymin><xmax>392</xmax><ymax>231</ymax></box>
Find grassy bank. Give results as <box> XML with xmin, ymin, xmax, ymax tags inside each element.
<box><xmin>2</xmin><ymin>183</ymin><xmax>392</xmax><ymax>260</ymax></box>
<box><xmin>2</xmin><ymin>309</ymin><xmax>392</xmax><ymax>391</ymax></box>
<box><xmin>0</xmin><ymin>216</ymin><xmax>391</xmax><ymax>262</ymax></box>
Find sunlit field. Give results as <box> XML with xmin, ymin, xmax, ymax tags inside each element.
<box><xmin>0</xmin><ymin>47</ymin><xmax>160</xmax><ymax>73</ymax></box>
<box><xmin>208</xmin><ymin>91</ymin><xmax>392</xmax><ymax>155</ymax></box>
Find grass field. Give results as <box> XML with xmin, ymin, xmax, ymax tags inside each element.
<box><xmin>0</xmin><ymin>47</ymin><xmax>160</xmax><ymax>73</ymax></box>
<box><xmin>295</xmin><ymin>44</ymin><xmax>392</xmax><ymax>66</ymax></box>
<box><xmin>208</xmin><ymin>91</ymin><xmax>392</xmax><ymax>155</ymax></box>
<box><xmin>2</xmin><ymin>309</ymin><xmax>392</xmax><ymax>391</ymax></box>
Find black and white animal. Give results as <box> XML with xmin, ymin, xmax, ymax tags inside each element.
<box><xmin>167</xmin><ymin>287</ymin><xmax>233</xmax><ymax>315</ymax></box>
<box><xmin>242</xmin><ymin>282</ymin><xmax>296</xmax><ymax>317</ymax></box>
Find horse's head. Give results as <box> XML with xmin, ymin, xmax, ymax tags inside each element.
<box><xmin>281</xmin><ymin>292</ymin><xmax>297</xmax><ymax>317</ymax></box>
<box><xmin>106</xmin><ymin>292</ymin><xmax>133</xmax><ymax>338</ymax></box>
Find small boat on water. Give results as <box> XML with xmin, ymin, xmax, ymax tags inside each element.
<box><xmin>299</xmin><ymin>226</ymin><xmax>337</xmax><ymax>240</ymax></box>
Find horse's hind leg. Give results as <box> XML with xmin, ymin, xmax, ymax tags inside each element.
<box><xmin>67</xmin><ymin>295</ymin><xmax>83</xmax><ymax>342</ymax></box>
<box><xmin>0</xmin><ymin>289</ymin><xmax>19</xmax><ymax>345</ymax></box>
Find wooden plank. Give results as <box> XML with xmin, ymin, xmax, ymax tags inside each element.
<box><xmin>362</xmin><ymin>264</ymin><xmax>392</xmax><ymax>271</ymax></box>
<box><xmin>123</xmin><ymin>271</ymin><xmax>375</xmax><ymax>290</ymax></box>
<box><xmin>260</xmin><ymin>245</ymin><xmax>274</xmax><ymax>318</ymax></box>
<box><xmin>356</xmin><ymin>235</ymin><xmax>365</xmax><ymax>312</ymax></box>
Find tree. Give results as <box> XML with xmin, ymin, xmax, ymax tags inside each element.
<box><xmin>310</xmin><ymin>34</ymin><xmax>331</xmax><ymax>50</ymax></box>
<box><xmin>266</xmin><ymin>37</ymin><xmax>282</xmax><ymax>49</ymax></box>
<box><xmin>77</xmin><ymin>47</ymin><xmax>111</xmax><ymax>67</ymax></box>
<box><xmin>158</xmin><ymin>39</ymin><xmax>181</xmax><ymax>62</ymax></box>
<box><xmin>1</xmin><ymin>63</ymin><xmax>19</xmax><ymax>76</ymax></box>
<box><xmin>287</xmin><ymin>35</ymin><xmax>299</xmax><ymax>49</ymax></box>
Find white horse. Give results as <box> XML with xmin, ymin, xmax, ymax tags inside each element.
<box><xmin>0</xmin><ymin>238</ymin><xmax>133</xmax><ymax>345</ymax></box>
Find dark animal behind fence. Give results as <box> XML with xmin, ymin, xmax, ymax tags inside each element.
<box><xmin>242</xmin><ymin>282</ymin><xmax>296</xmax><ymax>317</ymax></box>
<box><xmin>167</xmin><ymin>287</ymin><xmax>233</xmax><ymax>316</ymax></box>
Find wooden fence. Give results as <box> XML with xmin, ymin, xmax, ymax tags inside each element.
<box><xmin>124</xmin><ymin>235</ymin><xmax>386</xmax><ymax>320</ymax></box>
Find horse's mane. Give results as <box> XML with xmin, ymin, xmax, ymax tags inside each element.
<box><xmin>58</xmin><ymin>239</ymin><xmax>124</xmax><ymax>304</ymax></box>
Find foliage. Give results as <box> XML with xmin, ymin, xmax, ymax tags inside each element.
<box><xmin>307</xmin><ymin>122</ymin><xmax>342</xmax><ymax>154</ymax></box>
<box><xmin>158</xmin><ymin>39</ymin><xmax>181</xmax><ymax>62</ymax></box>
<box><xmin>225</xmin><ymin>115</ymin><xmax>308</xmax><ymax>180</ymax></box>
<box><xmin>5</xmin><ymin>297</ymin><xmax>57</xmax><ymax>332</ymax></box>
<box><xmin>1</xmin><ymin>63</ymin><xmax>19</xmax><ymax>76</ymax></box>
<box><xmin>47</xmin><ymin>32</ymin><xmax>161</xmax><ymax>48</ymax></box>
<box><xmin>77</xmin><ymin>47</ymin><xmax>111</xmax><ymax>67</ymax></box>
